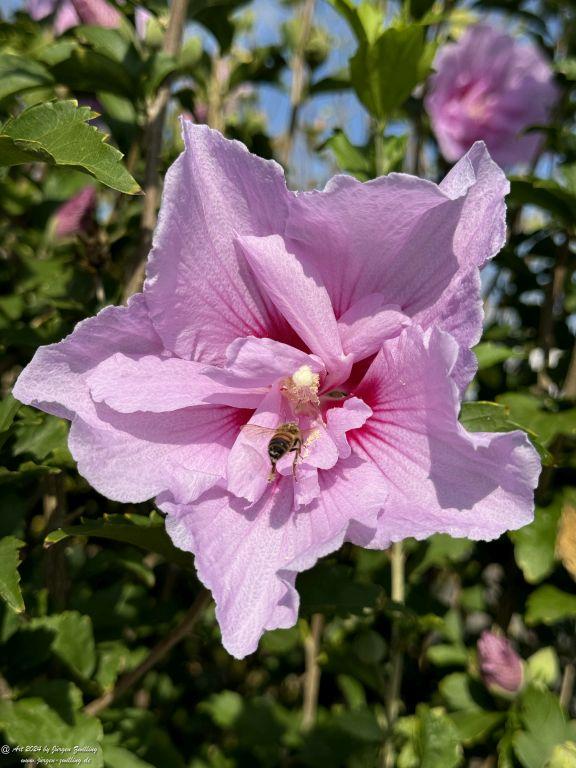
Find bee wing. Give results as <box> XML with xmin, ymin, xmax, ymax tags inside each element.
<box><xmin>300</xmin><ymin>425</ymin><xmax>321</xmax><ymax>443</ymax></box>
<box><xmin>240</xmin><ymin>423</ymin><xmax>276</xmax><ymax>440</ymax></box>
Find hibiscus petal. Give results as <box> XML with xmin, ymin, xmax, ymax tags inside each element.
<box><xmin>13</xmin><ymin>294</ymin><xmax>163</xmax><ymax>422</ymax></box>
<box><xmin>53</xmin><ymin>0</ymin><xmax>81</xmax><ymax>33</ymax></box>
<box><xmin>144</xmin><ymin>122</ymin><xmax>296</xmax><ymax>363</ymax></box>
<box><xmin>337</xmin><ymin>294</ymin><xmax>410</xmax><ymax>360</ymax></box>
<box><xmin>236</xmin><ymin>233</ymin><xmax>352</xmax><ymax>383</ymax></box>
<box><xmin>227</xmin><ymin>386</ymin><xmax>284</xmax><ymax>503</ymax></box>
<box><xmin>438</xmin><ymin>142</ymin><xmax>508</xmax><ymax>270</ymax></box>
<box><xmin>206</xmin><ymin>336</ymin><xmax>324</xmax><ymax>389</ymax></box>
<box><xmin>326</xmin><ymin>397</ymin><xmax>373</xmax><ymax>459</ymax></box>
<box><xmin>284</xmin><ymin>143</ymin><xmax>507</xmax><ymax>325</ymax></box>
<box><xmin>162</xmin><ymin>455</ymin><xmax>386</xmax><ymax>658</ymax></box>
<box><xmin>352</xmin><ymin>326</ymin><xmax>540</xmax><ymax>545</ymax></box>
<box><xmin>88</xmin><ymin>353</ymin><xmax>264</xmax><ymax>412</ymax></box>
<box><xmin>69</xmin><ymin>404</ymin><xmax>246</xmax><ymax>504</ymax></box>
<box><xmin>415</xmin><ymin>268</ymin><xmax>482</xmax><ymax>393</ymax></box>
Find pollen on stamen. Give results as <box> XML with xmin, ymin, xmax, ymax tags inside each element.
<box><xmin>281</xmin><ymin>364</ymin><xmax>320</xmax><ymax>412</ymax></box>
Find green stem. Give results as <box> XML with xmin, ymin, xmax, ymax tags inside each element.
<box><xmin>123</xmin><ymin>0</ymin><xmax>190</xmax><ymax>301</ymax></box>
<box><xmin>374</xmin><ymin>119</ymin><xmax>387</xmax><ymax>177</ymax></box>
<box><xmin>301</xmin><ymin>613</ymin><xmax>325</xmax><ymax>732</ymax></box>
<box><xmin>382</xmin><ymin>541</ymin><xmax>406</xmax><ymax>767</ymax></box>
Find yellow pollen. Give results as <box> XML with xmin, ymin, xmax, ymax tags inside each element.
<box><xmin>281</xmin><ymin>365</ymin><xmax>320</xmax><ymax>413</ymax></box>
<box><xmin>292</xmin><ymin>365</ymin><xmax>317</xmax><ymax>388</ymax></box>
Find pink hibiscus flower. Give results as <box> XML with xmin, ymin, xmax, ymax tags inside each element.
<box><xmin>27</xmin><ymin>0</ymin><xmax>121</xmax><ymax>35</ymax></box>
<box><xmin>425</xmin><ymin>24</ymin><xmax>559</xmax><ymax>168</ymax></box>
<box><xmin>53</xmin><ymin>186</ymin><xmax>97</xmax><ymax>239</ymax></box>
<box><xmin>13</xmin><ymin>123</ymin><xmax>540</xmax><ymax>658</ymax></box>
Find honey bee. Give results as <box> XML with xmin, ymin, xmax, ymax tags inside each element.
<box><xmin>241</xmin><ymin>421</ymin><xmax>304</xmax><ymax>481</ymax></box>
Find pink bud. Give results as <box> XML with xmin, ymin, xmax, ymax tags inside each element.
<box><xmin>53</xmin><ymin>187</ymin><xmax>97</xmax><ymax>239</ymax></box>
<box><xmin>70</xmin><ymin>0</ymin><xmax>121</xmax><ymax>28</ymax></box>
<box><xmin>477</xmin><ymin>630</ymin><xmax>524</xmax><ymax>695</ymax></box>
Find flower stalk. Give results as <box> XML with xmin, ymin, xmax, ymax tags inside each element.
<box><xmin>281</xmin><ymin>0</ymin><xmax>316</xmax><ymax>167</ymax></box>
<box><xmin>124</xmin><ymin>0</ymin><xmax>190</xmax><ymax>300</ymax></box>
<box><xmin>382</xmin><ymin>541</ymin><xmax>405</xmax><ymax>767</ymax></box>
<box><xmin>301</xmin><ymin>613</ymin><xmax>325</xmax><ymax>731</ymax></box>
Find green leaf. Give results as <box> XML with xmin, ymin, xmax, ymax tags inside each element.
<box><xmin>411</xmin><ymin>534</ymin><xmax>474</xmax><ymax>579</ymax></box>
<box><xmin>439</xmin><ymin>673</ymin><xmax>484</xmax><ymax>712</ymax></box>
<box><xmin>426</xmin><ymin>644</ymin><xmax>468</xmax><ymax>667</ymax></box>
<box><xmin>0</xmin><ymin>53</ymin><xmax>54</xmax><ymax>101</ymax></box>
<box><xmin>548</xmin><ymin>742</ymin><xmax>576</xmax><ymax>768</ymax></box>
<box><xmin>526</xmin><ymin>585</ymin><xmax>576</xmax><ymax>626</ymax></box>
<box><xmin>74</xmin><ymin>25</ymin><xmax>133</xmax><ymax>63</ymax></box>
<box><xmin>526</xmin><ymin>647</ymin><xmax>560</xmax><ymax>688</ymax></box>
<box><xmin>45</xmin><ymin>512</ymin><xmax>195</xmax><ymax>571</ymax></box>
<box><xmin>199</xmin><ymin>691</ymin><xmax>243</xmax><ymax>728</ymax></box>
<box><xmin>0</xmin><ymin>681</ymin><xmax>103</xmax><ymax>766</ymax></box>
<box><xmin>329</xmin><ymin>0</ymin><xmax>373</xmax><ymax>43</ymax></box>
<box><xmin>510</xmin><ymin>499</ymin><xmax>561</xmax><ymax>583</ymax></box>
<box><xmin>0</xmin><ymin>536</ymin><xmax>25</xmax><ymax>613</ymax></box>
<box><xmin>496</xmin><ymin>393</ymin><xmax>576</xmax><ymax>447</ymax></box>
<box><xmin>50</xmin><ymin>42</ymin><xmax>138</xmax><ymax>98</ymax></box>
<box><xmin>513</xmin><ymin>687</ymin><xmax>576</xmax><ymax>768</ymax></box>
<box><xmin>94</xmin><ymin>640</ymin><xmax>147</xmax><ymax>692</ymax></box>
<box><xmin>102</xmin><ymin>744</ymin><xmax>155</xmax><ymax>768</ymax></box>
<box><xmin>297</xmin><ymin>561</ymin><xmax>382</xmax><ymax>617</ymax></box>
<box><xmin>28</xmin><ymin>611</ymin><xmax>96</xmax><ymax>679</ymax></box>
<box><xmin>510</xmin><ymin>177</ymin><xmax>576</xmax><ymax>227</ymax></box>
<box><xmin>449</xmin><ymin>710</ymin><xmax>506</xmax><ymax>746</ymax></box>
<box><xmin>323</xmin><ymin>129</ymin><xmax>374</xmax><ymax>180</ymax></box>
<box><xmin>0</xmin><ymin>100</ymin><xmax>140</xmax><ymax>194</ymax></box>
<box><xmin>350</xmin><ymin>24</ymin><xmax>432</xmax><ymax>119</ymax></box>
<box><xmin>397</xmin><ymin>705</ymin><xmax>463</xmax><ymax>768</ymax></box>
<box><xmin>354</xmin><ymin>630</ymin><xmax>386</xmax><ymax>664</ymax></box>
<box><xmin>0</xmin><ymin>394</ymin><xmax>20</xmax><ymax>432</ymax></box>
<box><xmin>337</xmin><ymin>674</ymin><xmax>367</xmax><ymax>710</ymax></box>
<box><xmin>13</xmin><ymin>412</ymin><xmax>69</xmax><ymax>462</ymax></box>
<box><xmin>474</xmin><ymin>342</ymin><xmax>522</xmax><ymax>370</ymax></box>
<box><xmin>557</xmin><ymin>58</ymin><xmax>576</xmax><ymax>80</ymax></box>
<box><xmin>459</xmin><ymin>401</ymin><xmax>518</xmax><ymax>432</ymax></box>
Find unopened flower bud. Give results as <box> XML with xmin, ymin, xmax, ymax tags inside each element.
<box><xmin>477</xmin><ymin>630</ymin><xmax>524</xmax><ymax>695</ymax></box>
<box><xmin>53</xmin><ymin>187</ymin><xmax>96</xmax><ymax>240</ymax></box>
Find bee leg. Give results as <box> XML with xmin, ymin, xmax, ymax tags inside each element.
<box><xmin>290</xmin><ymin>440</ymin><xmax>302</xmax><ymax>480</ymax></box>
<box><xmin>267</xmin><ymin>463</ymin><xmax>277</xmax><ymax>483</ymax></box>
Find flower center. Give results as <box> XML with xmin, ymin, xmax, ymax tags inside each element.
<box><xmin>281</xmin><ymin>364</ymin><xmax>320</xmax><ymax>414</ymax></box>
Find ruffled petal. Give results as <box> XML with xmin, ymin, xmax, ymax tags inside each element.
<box><xmin>337</xmin><ymin>294</ymin><xmax>409</xmax><ymax>360</ymax></box>
<box><xmin>88</xmin><ymin>353</ymin><xmax>264</xmax><ymax>412</ymax></box>
<box><xmin>236</xmin><ymin>234</ymin><xmax>352</xmax><ymax>383</ymax></box>
<box><xmin>284</xmin><ymin>143</ymin><xmax>507</xmax><ymax>353</ymax></box>
<box><xmin>326</xmin><ymin>397</ymin><xmax>373</xmax><ymax>459</ymax></box>
<box><xmin>351</xmin><ymin>326</ymin><xmax>540</xmax><ymax>545</ymax></box>
<box><xmin>144</xmin><ymin>122</ymin><xmax>296</xmax><ymax>363</ymax></box>
<box><xmin>415</xmin><ymin>268</ymin><xmax>482</xmax><ymax>393</ymax></box>
<box><xmin>162</xmin><ymin>455</ymin><xmax>387</xmax><ymax>658</ymax></box>
<box><xmin>69</xmin><ymin>404</ymin><xmax>247</xmax><ymax>504</ymax></box>
<box><xmin>205</xmin><ymin>336</ymin><xmax>324</xmax><ymax>390</ymax></box>
<box><xmin>227</xmin><ymin>387</ymin><xmax>283</xmax><ymax>503</ymax></box>
<box><xmin>13</xmin><ymin>294</ymin><xmax>163</xmax><ymax>422</ymax></box>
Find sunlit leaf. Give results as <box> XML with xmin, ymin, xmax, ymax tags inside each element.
<box><xmin>45</xmin><ymin>512</ymin><xmax>195</xmax><ymax>571</ymax></box>
<box><xmin>0</xmin><ymin>100</ymin><xmax>140</xmax><ymax>194</ymax></box>
<box><xmin>0</xmin><ymin>536</ymin><xmax>25</xmax><ymax>613</ymax></box>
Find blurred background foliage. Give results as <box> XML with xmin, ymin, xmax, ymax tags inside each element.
<box><xmin>1</xmin><ymin>0</ymin><xmax>576</xmax><ymax>766</ymax></box>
